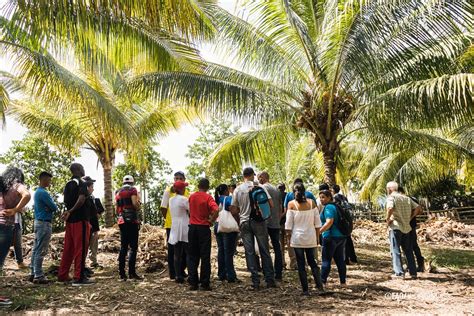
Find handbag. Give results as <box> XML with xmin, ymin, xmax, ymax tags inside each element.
<box><xmin>122</xmin><ymin>209</ymin><xmax>138</xmax><ymax>223</ymax></box>
<box><xmin>217</xmin><ymin>197</ymin><xmax>239</xmax><ymax>233</ymax></box>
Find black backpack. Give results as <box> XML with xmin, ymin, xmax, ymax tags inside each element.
<box><xmin>323</xmin><ymin>202</ymin><xmax>353</xmax><ymax>236</ymax></box>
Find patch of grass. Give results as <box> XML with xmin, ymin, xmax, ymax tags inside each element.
<box><xmin>424</xmin><ymin>247</ymin><xmax>474</xmax><ymax>270</ymax></box>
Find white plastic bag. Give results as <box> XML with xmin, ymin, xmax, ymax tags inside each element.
<box><xmin>217</xmin><ymin>210</ymin><xmax>239</xmax><ymax>233</ymax></box>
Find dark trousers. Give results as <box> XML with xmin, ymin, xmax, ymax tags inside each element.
<box><xmin>345</xmin><ymin>235</ymin><xmax>358</xmax><ymax>263</ymax></box>
<box><xmin>294</xmin><ymin>247</ymin><xmax>323</xmax><ymax>292</ymax></box>
<box><xmin>166</xmin><ymin>228</ymin><xmax>187</xmax><ymax>278</ymax></box>
<box><xmin>0</xmin><ymin>224</ymin><xmax>14</xmax><ymax>271</ymax></box>
<box><xmin>409</xmin><ymin>226</ymin><xmax>424</xmax><ymax>269</ymax></box>
<box><xmin>188</xmin><ymin>225</ymin><xmax>212</xmax><ymax>287</ymax></box>
<box><xmin>321</xmin><ymin>237</ymin><xmax>347</xmax><ymax>284</ymax></box>
<box><xmin>389</xmin><ymin>229</ymin><xmax>417</xmax><ymax>277</ymax></box>
<box><xmin>118</xmin><ymin>223</ymin><xmax>139</xmax><ymax>276</ymax></box>
<box><xmin>214</xmin><ymin>223</ymin><xmax>238</xmax><ymax>281</ymax></box>
<box><xmin>267</xmin><ymin>227</ymin><xmax>283</xmax><ymax>279</ymax></box>
<box><xmin>174</xmin><ymin>241</ymin><xmax>188</xmax><ymax>282</ymax></box>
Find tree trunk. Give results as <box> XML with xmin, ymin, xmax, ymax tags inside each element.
<box><xmin>103</xmin><ymin>164</ymin><xmax>115</xmax><ymax>227</ymax></box>
<box><xmin>317</xmin><ymin>133</ymin><xmax>339</xmax><ymax>187</ymax></box>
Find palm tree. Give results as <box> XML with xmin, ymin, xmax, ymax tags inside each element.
<box><xmin>126</xmin><ymin>0</ymin><xmax>473</xmax><ymax>186</ymax></box>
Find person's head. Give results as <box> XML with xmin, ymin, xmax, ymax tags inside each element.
<box><xmin>257</xmin><ymin>171</ymin><xmax>270</xmax><ymax>184</ymax></box>
<box><xmin>198</xmin><ymin>178</ymin><xmax>210</xmax><ymax>192</ymax></box>
<box><xmin>173</xmin><ymin>180</ymin><xmax>189</xmax><ymax>195</ymax></box>
<box><xmin>70</xmin><ymin>163</ymin><xmax>85</xmax><ymax>177</ymax></box>
<box><xmin>398</xmin><ymin>186</ymin><xmax>405</xmax><ymax>194</ymax></box>
<box><xmin>386</xmin><ymin>181</ymin><xmax>399</xmax><ymax>194</ymax></box>
<box><xmin>123</xmin><ymin>175</ymin><xmax>135</xmax><ymax>186</ymax></box>
<box><xmin>214</xmin><ymin>183</ymin><xmax>229</xmax><ymax>201</ymax></box>
<box><xmin>277</xmin><ymin>183</ymin><xmax>286</xmax><ymax>193</ymax></box>
<box><xmin>229</xmin><ymin>184</ymin><xmax>237</xmax><ymax>194</ymax></box>
<box><xmin>174</xmin><ymin>171</ymin><xmax>186</xmax><ymax>182</ymax></box>
<box><xmin>293</xmin><ymin>178</ymin><xmax>303</xmax><ymax>185</ymax></box>
<box><xmin>39</xmin><ymin>171</ymin><xmax>53</xmax><ymax>188</ymax></box>
<box><xmin>1</xmin><ymin>166</ymin><xmax>25</xmax><ymax>191</ymax></box>
<box><xmin>82</xmin><ymin>176</ymin><xmax>96</xmax><ymax>195</ymax></box>
<box><xmin>242</xmin><ymin>167</ymin><xmax>256</xmax><ymax>181</ymax></box>
<box><xmin>319</xmin><ymin>183</ymin><xmax>330</xmax><ymax>191</ymax></box>
<box><xmin>293</xmin><ymin>182</ymin><xmax>307</xmax><ymax>203</ymax></box>
<box><xmin>319</xmin><ymin>190</ymin><xmax>333</xmax><ymax>205</ymax></box>
<box><xmin>332</xmin><ymin>184</ymin><xmax>341</xmax><ymax>194</ymax></box>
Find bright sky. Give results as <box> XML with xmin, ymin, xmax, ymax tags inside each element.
<box><xmin>0</xmin><ymin>0</ymin><xmax>237</xmax><ymax>197</ymax></box>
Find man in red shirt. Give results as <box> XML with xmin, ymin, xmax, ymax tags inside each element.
<box><xmin>188</xmin><ymin>178</ymin><xmax>219</xmax><ymax>291</ymax></box>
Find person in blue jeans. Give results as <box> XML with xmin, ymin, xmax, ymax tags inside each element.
<box><xmin>30</xmin><ymin>172</ymin><xmax>58</xmax><ymax>283</ymax></box>
<box><xmin>214</xmin><ymin>184</ymin><xmax>239</xmax><ymax>282</ymax></box>
<box><xmin>319</xmin><ymin>190</ymin><xmax>347</xmax><ymax>285</ymax></box>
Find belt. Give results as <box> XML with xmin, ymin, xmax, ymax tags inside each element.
<box><xmin>37</xmin><ymin>219</ymin><xmax>52</xmax><ymax>223</ymax></box>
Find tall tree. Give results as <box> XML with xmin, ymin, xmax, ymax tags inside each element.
<box><xmin>127</xmin><ymin>0</ymin><xmax>473</xmax><ymax>186</ymax></box>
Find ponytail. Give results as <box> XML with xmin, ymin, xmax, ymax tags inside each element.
<box><xmin>293</xmin><ymin>183</ymin><xmax>307</xmax><ymax>203</ymax></box>
<box><xmin>214</xmin><ymin>184</ymin><xmax>229</xmax><ymax>202</ymax></box>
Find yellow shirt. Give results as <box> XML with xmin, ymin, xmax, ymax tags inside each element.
<box><xmin>161</xmin><ymin>186</ymin><xmax>190</xmax><ymax>228</ymax></box>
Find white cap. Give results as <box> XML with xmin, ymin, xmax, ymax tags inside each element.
<box><xmin>123</xmin><ymin>175</ymin><xmax>134</xmax><ymax>183</ymax></box>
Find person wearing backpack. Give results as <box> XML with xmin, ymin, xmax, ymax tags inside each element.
<box><xmin>230</xmin><ymin>167</ymin><xmax>276</xmax><ymax>290</ymax></box>
<box><xmin>115</xmin><ymin>175</ymin><xmax>142</xmax><ymax>281</ymax></box>
<box><xmin>319</xmin><ymin>190</ymin><xmax>347</xmax><ymax>286</ymax></box>
<box><xmin>286</xmin><ymin>183</ymin><xmax>324</xmax><ymax>296</ymax></box>
<box><xmin>332</xmin><ymin>185</ymin><xmax>358</xmax><ymax>265</ymax></box>
<box><xmin>214</xmin><ymin>184</ymin><xmax>239</xmax><ymax>283</ymax></box>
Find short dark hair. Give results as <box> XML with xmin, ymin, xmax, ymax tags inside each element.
<box><xmin>319</xmin><ymin>183</ymin><xmax>330</xmax><ymax>191</ymax></box>
<box><xmin>198</xmin><ymin>178</ymin><xmax>210</xmax><ymax>190</ymax></box>
<box><xmin>333</xmin><ymin>184</ymin><xmax>341</xmax><ymax>193</ymax></box>
<box><xmin>293</xmin><ymin>178</ymin><xmax>303</xmax><ymax>185</ymax></box>
<box><xmin>398</xmin><ymin>186</ymin><xmax>405</xmax><ymax>194</ymax></box>
<box><xmin>230</xmin><ymin>184</ymin><xmax>237</xmax><ymax>189</ymax></box>
<box><xmin>277</xmin><ymin>183</ymin><xmax>286</xmax><ymax>191</ymax></box>
<box><xmin>39</xmin><ymin>171</ymin><xmax>53</xmax><ymax>179</ymax></box>
<box><xmin>174</xmin><ymin>171</ymin><xmax>185</xmax><ymax>178</ymax></box>
<box><xmin>243</xmin><ymin>167</ymin><xmax>255</xmax><ymax>177</ymax></box>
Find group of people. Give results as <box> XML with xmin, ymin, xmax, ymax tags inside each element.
<box><xmin>0</xmin><ymin>163</ymin><xmax>425</xmax><ymax>306</ymax></box>
<box><xmin>159</xmin><ymin>167</ymin><xmax>359</xmax><ymax>295</ymax></box>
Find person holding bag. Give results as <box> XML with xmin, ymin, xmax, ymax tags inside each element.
<box><xmin>214</xmin><ymin>184</ymin><xmax>240</xmax><ymax>283</ymax></box>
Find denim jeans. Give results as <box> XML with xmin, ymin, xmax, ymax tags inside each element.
<box><xmin>0</xmin><ymin>224</ymin><xmax>14</xmax><ymax>272</ymax></box>
<box><xmin>408</xmin><ymin>226</ymin><xmax>424</xmax><ymax>269</ymax></box>
<box><xmin>214</xmin><ymin>223</ymin><xmax>238</xmax><ymax>281</ymax></box>
<box><xmin>267</xmin><ymin>227</ymin><xmax>283</xmax><ymax>279</ymax></box>
<box><xmin>321</xmin><ymin>237</ymin><xmax>347</xmax><ymax>284</ymax></box>
<box><xmin>13</xmin><ymin>223</ymin><xmax>23</xmax><ymax>264</ymax></box>
<box><xmin>389</xmin><ymin>229</ymin><xmax>417</xmax><ymax>276</ymax></box>
<box><xmin>30</xmin><ymin>220</ymin><xmax>52</xmax><ymax>278</ymax></box>
<box><xmin>240</xmin><ymin>220</ymin><xmax>275</xmax><ymax>285</ymax></box>
<box><xmin>294</xmin><ymin>247</ymin><xmax>323</xmax><ymax>292</ymax></box>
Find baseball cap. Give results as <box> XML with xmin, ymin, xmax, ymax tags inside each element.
<box><xmin>82</xmin><ymin>176</ymin><xmax>96</xmax><ymax>183</ymax></box>
<box><xmin>173</xmin><ymin>180</ymin><xmax>189</xmax><ymax>191</ymax></box>
<box><xmin>123</xmin><ymin>175</ymin><xmax>134</xmax><ymax>183</ymax></box>
<box><xmin>243</xmin><ymin>167</ymin><xmax>256</xmax><ymax>177</ymax></box>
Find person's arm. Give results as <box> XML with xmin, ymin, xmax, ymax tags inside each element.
<box><xmin>160</xmin><ymin>189</ymin><xmax>170</xmax><ymax>218</ymax></box>
<box><xmin>229</xmin><ymin>190</ymin><xmax>240</xmax><ymax>215</ymax></box>
<box><xmin>386</xmin><ymin>196</ymin><xmax>395</xmax><ymax>225</ymax></box>
<box><xmin>2</xmin><ymin>185</ymin><xmax>31</xmax><ymax>216</ymax></box>
<box><xmin>285</xmin><ymin>203</ymin><xmax>294</xmax><ymax>233</ymax></box>
<box><xmin>62</xmin><ymin>194</ymin><xmax>86</xmax><ymax>221</ymax></box>
<box><xmin>320</xmin><ymin>205</ymin><xmax>335</xmax><ymax>234</ymax></box>
<box><xmin>44</xmin><ymin>191</ymin><xmax>59</xmax><ymax>212</ymax></box>
<box><xmin>208</xmin><ymin>196</ymin><xmax>220</xmax><ymax>224</ymax></box>
<box><xmin>131</xmin><ymin>194</ymin><xmax>141</xmax><ymax>210</ymax></box>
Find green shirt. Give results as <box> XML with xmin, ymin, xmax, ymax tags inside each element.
<box><xmin>386</xmin><ymin>192</ymin><xmax>418</xmax><ymax>234</ymax></box>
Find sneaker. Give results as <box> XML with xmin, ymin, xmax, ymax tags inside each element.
<box><xmin>227</xmin><ymin>278</ymin><xmax>242</xmax><ymax>283</ymax></box>
<box><xmin>129</xmin><ymin>274</ymin><xmax>144</xmax><ymax>281</ymax></box>
<box><xmin>175</xmin><ymin>278</ymin><xmax>185</xmax><ymax>284</ymax></box>
<box><xmin>302</xmin><ymin>291</ymin><xmax>310</xmax><ymax>296</ymax></box>
<box><xmin>0</xmin><ymin>296</ymin><xmax>12</xmax><ymax>306</ymax></box>
<box><xmin>408</xmin><ymin>275</ymin><xmax>418</xmax><ymax>280</ymax></box>
<box><xmin>189</xmin><ymin>285</ymin><xmax>199</xmax><ymax>291</ymax></box>
<box><xmin>84</xmin><ymin>267</ymin><xmax>94</xmax><ymax>277</ymax></box>
<box><xmin>251</xmin><ymin>283</ymin><xmax>260</xmax><ymax>291</ymax></box>
<box><xmin>266</xmin><ymin>281</ymin><xmax>277</xmax><ymax>288</ymax></box>
<box><xmin>200</xmin><ymin>284</ymin><xmax>212</xmax><ymax>291</ymax></box>
<box><xmin>28</xmin><ymin>275</ymin><xmax>34</xmax><ymax>283</ymax></box>
<box><xmin>119</xmin><ymin>275</ymin><xmax>127</xmax><ymax>282</ymax></box>
<box><xmin>72</xmin><ymin>278</ymin><xmax>96</xmax><ymax>286</ymax></box>
<box><xmin>33</xmin><ymin>276</ymin><xmax>51</xmax><ymax>284</ymax></box>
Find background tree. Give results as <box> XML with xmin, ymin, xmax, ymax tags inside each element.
<box><xmin>113</xmin><ymin>146</ymin><xmax>172</xmax><ymax>225</ymax></box>
<box><xmin>185</xmin><ymin>118</ymin><xmax>238</xmax><ymax>187</ymax></box>
<box><xmin>128</xmin><ymin>0</ymin><xmax>473</xmax><ymax>187</ymax></box>
<box><xmin>0</xmin><ymin>134</ymin><xmax>75</xmax><ymax>232</ymax></box>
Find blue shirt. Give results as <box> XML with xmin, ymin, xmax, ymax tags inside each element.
<box><xmin>284</xmin><ymin>191</ymin><xmax>316</xmax><ymax>209</ymax></box>
<box><xmin>218</xmin><ymin>195</ymin><xmax>232</xmax><ymax>211</ymax></box>
<box><xmin>320</xmin><ymin>203</ymin><xmax>344</xmax><ymax>238</ymax></box>
<box><xmin>34</xmin><ymin>187</ymin><xmax>58</xmax><ymax>222</ymax></box>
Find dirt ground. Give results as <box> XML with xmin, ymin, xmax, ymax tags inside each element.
<box><xmin>1</xmin><ymin>224</ymin><xmax>473</xmax><ymax>314</ymax></box>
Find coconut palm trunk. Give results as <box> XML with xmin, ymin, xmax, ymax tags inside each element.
<box><xmin>102</xmin><ymin>162</ymin><xmax>115</xmax><ymax>227</ymax></box>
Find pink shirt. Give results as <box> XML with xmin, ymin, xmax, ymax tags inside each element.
<box><xmin>0</xmin><ymin>183</ymin><xmax>27</xmax><ymax>226</ymax></box>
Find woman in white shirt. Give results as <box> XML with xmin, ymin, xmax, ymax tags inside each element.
<box><xmin>286</xmin><ymin>183</ymin><xmax>324</xmax><ymax>296</ymax></box>
<box><xmin>168</xmin><ymin>181</ymin><xmax>190</xmax><ymax>284</ymax></box>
